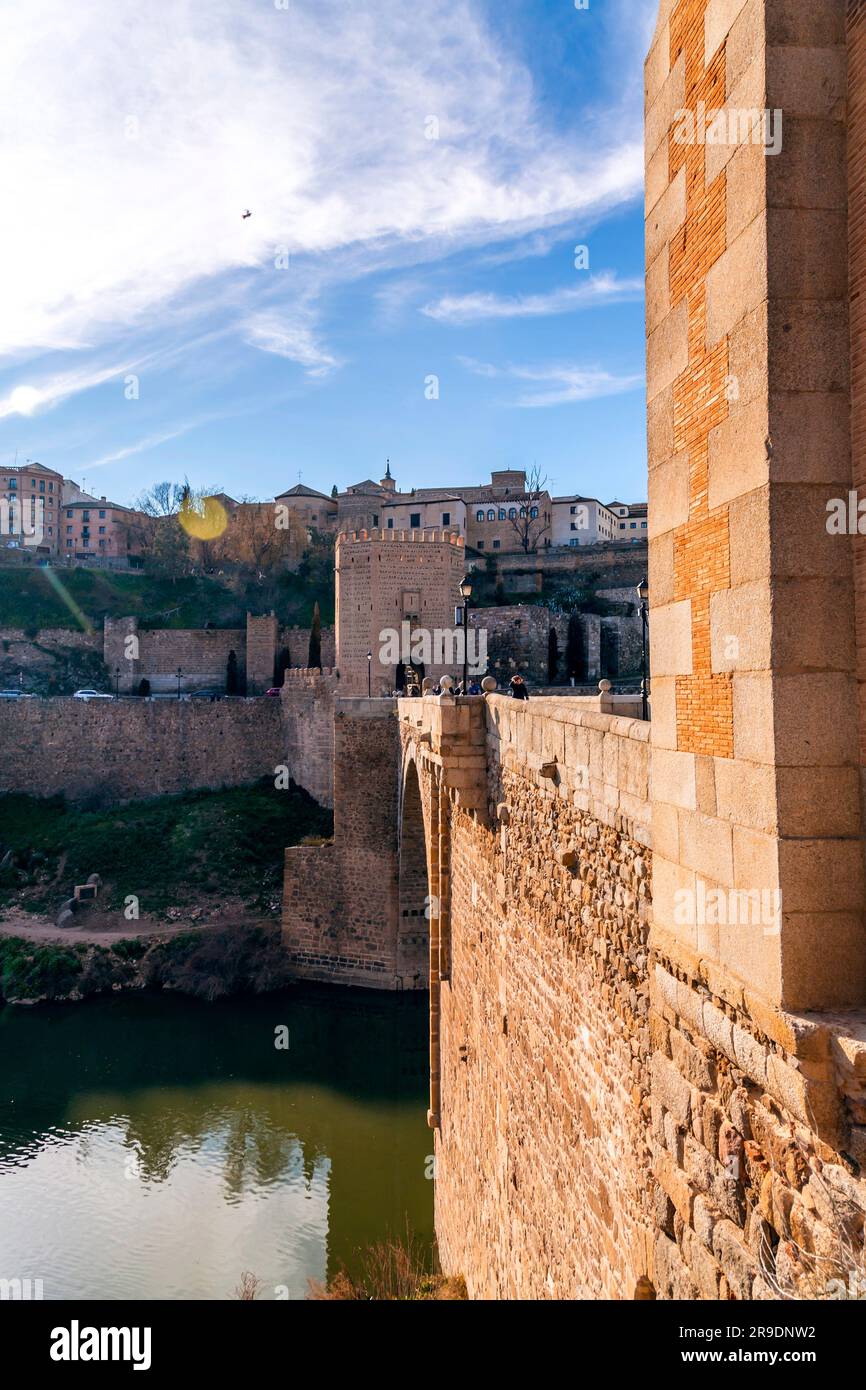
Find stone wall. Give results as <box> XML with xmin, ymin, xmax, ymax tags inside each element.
<box><xmin>422</xmin><ymin>695</ymin><xmax>654</xmax><ymax>1298</ymax></box>
<box><xmin>279</xmin><ymin>669</ymin><xmax>339</xmax><ymax>808</ymax></box>
<box><xmin>0</xmin><ymin>698</ymin><xmax>283</xmax><ymax>803</ymax></box>
<box><xmin>390</xmin><ymin>689</ymin><xmax>866</xmax><ymax>1300</ymax></box>
<box><xmin>103</xmin><ymin>615</ymin><xmax>335</xmax><ymax>693</ymax></box>
<box><xmin>336</xmin><ymin>529</ymin><xmax>468</xmax><ymax>694</ymax></box>
<box><xmin>282</xmin><ymin>698</ymin><xmax>402</xmax><ymax>986</ymax></box>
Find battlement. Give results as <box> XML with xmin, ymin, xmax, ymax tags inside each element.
<box><xmin>280</xmin><ymin>666</ymin><xmax>339</xmax><ymax>687</ymax></box>
<box><xmin>336</xmin><ymin>528</ymin><xmax>465</xmax><ymax>547</ymax></box>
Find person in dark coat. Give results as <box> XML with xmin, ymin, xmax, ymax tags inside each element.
<box><xmin>509</xmin><ymin>675</ymin><xmax>529</xmax><ymax>700</ymax></box>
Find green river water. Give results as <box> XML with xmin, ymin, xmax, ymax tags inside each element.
<box><xmin>0</xmin><ymin>986</ymin><xmax>432</xmax><ymax>1300</ymax></box>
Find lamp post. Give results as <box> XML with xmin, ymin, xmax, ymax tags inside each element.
<box><xmin>366</xmin><ymin>650</ymin><xmax>372</xmax><ymax>699</ymax></box>
<box><xmin>115</xmin><ymin>665</ymin><xmax>120</xmax><ymax>698</ymax></box>
<box><xmin>459</xmin><ymin>574</ymin><xmax>473</xmax><ymax>694</ymax></box>
<box><xmin>637</xmin><ymin>578</ymin><xmax>649</xmax><ymax>721</ymax></box>
<box><xmin>176</xmin><ymin>666</ymin><xmax>183</xmax><ymax>701</ymax></box>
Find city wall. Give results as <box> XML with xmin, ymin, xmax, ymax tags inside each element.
<box><xmin>103</xmin><ymin>615</ymin><xmax>335</xmax><ymax>693</ymax></box>
<box><xmin>0</xmin><ymin>698</ymin><xmax>283</xmax><ymax>803</ymax></box>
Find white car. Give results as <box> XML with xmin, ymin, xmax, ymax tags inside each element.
<box><xmin>0</xmin><ymin>689</ymin><xmax>36</xmax><ymax>699</ymax></box>
<box><xmin>72</xmin><ymin>689</ymin><xmax>114</xmax><ymax>701</ymax></box>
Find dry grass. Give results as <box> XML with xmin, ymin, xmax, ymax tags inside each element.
<box><xmin>307</xmin><ymin>1231</ymin><xmax>467</xmax><ymax>1302</ymax></box>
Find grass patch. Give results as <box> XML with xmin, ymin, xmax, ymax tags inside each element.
<box><xmin>0</xmin><ymin>781</ymin><xmax>333</xmax><ymax>917</ymax></box>
<box><xmin>0</xmin><ymin>564</ymin><xmax>334</xmax><ymax>633</ymax></box>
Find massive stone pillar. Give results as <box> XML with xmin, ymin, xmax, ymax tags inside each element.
<box><xmin>647</xmin><ymin>0</ymin><xmax>864</xmax><ymax>1013</ymax></box>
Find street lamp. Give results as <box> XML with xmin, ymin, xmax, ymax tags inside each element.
<box><xmin>367</xmin><ymin>649</ymin><xmax>372</xmax><ymax>699</ymax></box>
<box><xmin>459</xmin><ymin>574</ymin><xmax>473</xmax><ymax>695</ymax></box>
<box><xmin>115</xmin><ymin>665</ymin><xmax>121</xmax><ymax>698</ymax></box>
<box><xmin>637</xmin><ymin>578</ymin><xmax>649</xmax><ymax>722</ymax></box>
<box><xmin>176</xmin><ymin>666</ymin><xmax>183</xmax><ymax>701</ymax></box>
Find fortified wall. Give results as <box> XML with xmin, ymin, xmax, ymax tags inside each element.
<box><xmin>0</xmin><ymin>698</ymin><xmax>283</xmax><ymax>803</ymax></box>
<box><xmin>0</xmin><ymin>689</ymin><xmax>333</xmax><ymax>806</ymax></box>
<box><xmin>103</xmin><ymin>614</ymin><xmax>335</xmax><ymax>694</ymax></box>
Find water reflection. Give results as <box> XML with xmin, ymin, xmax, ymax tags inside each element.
<box><xmin>0</xmin><ymin>986</ymin><xmax>431</xmax><ymax>1300</ymax></box>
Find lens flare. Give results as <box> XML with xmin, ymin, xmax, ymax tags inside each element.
<box><xmin>177</xmin><ymin>496</ymin><xmax>228</xmax><ymax>541</ymax></box>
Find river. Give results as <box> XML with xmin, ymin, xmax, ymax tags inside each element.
<box><xmin>0</xmin><ymin>986</ymin><xmax>432</xmax><ymax>1300</ymax></box>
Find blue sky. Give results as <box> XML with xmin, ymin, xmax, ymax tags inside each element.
<box><xmin>0</xmin><ymin>0</ymin><xmax>658</xmax><ymax>508</ymax></box>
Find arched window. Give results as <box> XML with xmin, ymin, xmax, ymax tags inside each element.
<box><xmin>487</xmin><ymin>509</ymin><xmax>495</xmax><ymax>521</ymax></box>
<box><xmin>498</xmin><ymin>509</ymin><xmax>506</xmax><ymax>521</ymax></box>
<box><xmin>508</xmin><ymin>507</ymin><xmax>517</xmax><ymax>520</ymax></box>
<box><xmin>476</xmin><ymin>510</ymin><xmax>485</xmax><ymax>522</ymax></box>
<box><xmin>519</xmin><ymin>507</ymin><xmax>526</xmax><ymax>518</ymax></box>
<box><xmin>530</xmin><ymin>507</ymin><xmax>539</xmax><ymax>519</ymax></box>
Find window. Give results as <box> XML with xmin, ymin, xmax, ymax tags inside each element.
<box><xmin>82</xmin><ymin>538</ymin><xmax>89</xmax><ymax>548</ymax></box>
<box><xmin>477</xmin><ymin>540</ymin><xmax>485</xmax><ymax>549</ymax></box>
<box><xmin>508</xmin><ymin>508</ymin><xmax>516</xmax><ymax>520</ymax></box>
<box><xmin>98</xmin><ymin>526</ymin><xmax>106</xmax><ymax>534</ymax></box>
<box><xmin>99</xmin><ymin>540</ymin><xmax>105</xmax><ymax>548</ymax></box>
<box><xmin>493</xmin><ymin>539</ymin><xmax>501</xmax><ymax>549</ymax></box>
<box><xmin>387</xmin><ymin>518</ymin><xmax>394</xmax><ymax>529</ymax></box>
<box><xmin>66</xmin><ymin>539</ymin><xmax>72</xmax><ymax>548</ymax></box>
<box><xmin>519</xmin><ymin>507</ymin><xmax>526</xmax><ymax>518</ymax></box>
<box><xmin>49</xmin><ymin>482</ymin><xmax>53</xmax><ymax>492</ymax></box>
<box><xmin>530</xmin><ymin>507</ymin><xmax>538</xmax><ymax>519</ymax></box>
<box><xmin>487</xmin><ymin>509</ymin><xmax>495</xmax><ymax>521</ymax></box>
<box><xmin>66</xmin><ymin>525</ymin><xmax>72</xmax><ymax>533</ymax></box>
<box><xmin>498</xmin><ymin>509</ymin><xmax>506</xmax><ymax>521</ymax></box>
<box><xmin>442</xmin><ymin>512</ymin><xmax>450</xmax><ymax>526</ymax></box>
<box><xmin>99</xmin><ymin>509</ymin><xmax>106</xmax><ymax>519</ymax></box>
<box><xmin>410</xmin><ymin>512</ymin><xmax>421</xmax><ymax>528</ymax></box>
<box><xmin>39</xmin><ymin>481</ymin><xmax>45</xmax><ymax>491</ymax></box>
<box><xmin>47</xmin><ymin>527</ymin><xmax>52</xmax><ymax>535</ymax></box>
<box><xmin>372</xmin><ymin>514</ymin><xmax>379</xmax><ymax>527</ymax></box>
<box><xmin>630</xmin><ymin>522</ymin><xmax>637</xmax><ymax>529</ymax></box>
<box><xmin>570</xmin><ymin>523</ymin><xmax>577</xmax><ymax>531</ymax></box>
<box><xmin>476</xmin><ymin>510</ymin><xmax>484</xmax><ymax>522</ymax></box>
<box><xmin>9</xmin><ymin>480</ymin><xmax>16</xmax><ymax>489</ymax></box>
<box><xmin>82</xmin><ymin>511</ymin><xmax>90</xmax><ymax>521</ymax></box>
<box><xmin>66</xmin><ymin>509</ymin><xmax>72</xmax><ymax>517</ymax></box>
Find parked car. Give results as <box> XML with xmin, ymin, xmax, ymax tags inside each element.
<box><xmin>190</xmin><ymin>688</ymin><xmax>224</xmax><ymax>701</ymax></box>
<box><xmin>0</xmin><ymin>689</ymin><xmax>37</xmax><ymax>699</ymax></box>
<box><xmin>265</xmin><ymin>688</ymin><xmax>282</xmax><ymax>697</ymax></box>
<box><xmin>72</xmin><ymin>689</ymin><xmax>113</xmax><ymax>701</ymax></box>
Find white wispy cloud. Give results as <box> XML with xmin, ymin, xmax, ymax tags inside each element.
<box><xmin>422</xmin><ymin>273</ymin><xmax>643</xmax><ymax>325</ymax></box>
<box><xmin>0</xmin><ymin>0</ymin><xmax>644</xmax><ymax>363</ymax></box>
<box><xmin>243</xmin><ymin>315</ymin><xmax>342</xmax><ymax>378</ymax></box>
<box><xmin>458</xmin><ymin>356</ymin><xmax>643</xmax><ymax>408</ymax></box>
<box><xmin>0</xmin><ymin>363</ymin><xmax>129</xmax><ymax>420</ymax></box>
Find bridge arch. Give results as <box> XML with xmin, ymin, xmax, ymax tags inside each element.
<box><xmin>398</xmin><ymin>742</ymin><xmax>449</xmax><ymax>1129</ymax></box>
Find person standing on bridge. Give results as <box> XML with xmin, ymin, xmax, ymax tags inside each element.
<box><xmin>509</xmin><ymin>674</ymin><xmax>529</xmax><ymax>701</ymax></box>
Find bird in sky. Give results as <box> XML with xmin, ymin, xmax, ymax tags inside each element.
<box><xmin>241</xmin><ymin>209</ymin><xmax>252</xmax><ymax>219</ymax></box>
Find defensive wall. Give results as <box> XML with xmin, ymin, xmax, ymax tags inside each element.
<box><xmin>103</xmin><ymin>614</ymin><xmax>335</xmax><ymax>694</ymax></box>
<box><xmin>0</xmin><ymin>682</ymin><xmax>336</xmax><ymax>807</ymax></box>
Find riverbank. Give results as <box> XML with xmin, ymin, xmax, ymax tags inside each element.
<box><xmin>0</xmin><ymin>920</ymin><xmax>299</xmax><ymax>1004</ymax></box>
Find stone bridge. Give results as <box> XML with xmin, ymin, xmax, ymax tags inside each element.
<box><xmin>282</xmin><ymin>0</ymin><xmax>866</xmax><ymax>1298</ymax></box>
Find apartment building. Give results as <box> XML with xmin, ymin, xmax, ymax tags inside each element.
<box><xmin>0</xmin><ymin>461</ymin><xmax>63</xmax><ymax>553</ymax></box>
<box><xmin>61</xmin><ymin>488</ymin><xmax>145</xmax><ymax>561</ymax></box>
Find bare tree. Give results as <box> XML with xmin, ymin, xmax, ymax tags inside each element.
<box><xmin>508</xmin><ymin>465</ymin><xmax>551</xmax><ymax>554</ymax></box>
<box><xmin>135</xmin><ymin>480</ymin><xmax>187</xmax><ymax>517</ymax></box>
